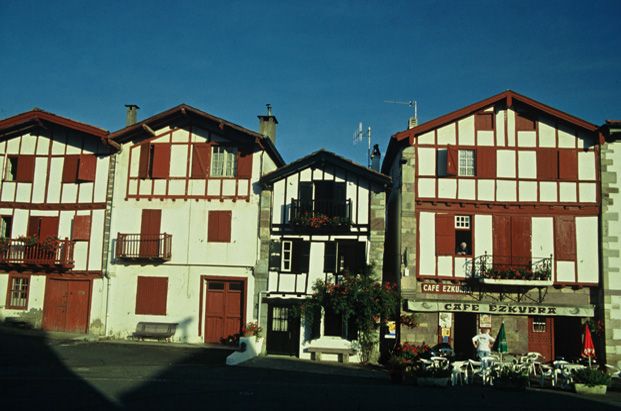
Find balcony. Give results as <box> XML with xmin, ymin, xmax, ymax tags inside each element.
<box><xmin>471</xmin><ymin>253</ymin><xmax>553</xmax><ymax>286</ymax></box>
<box><xmin>290</xmin><ymin>199</ymin><xmax>352</xmax><ymax>230</ymax></box>
<box><xmin>0</xmin><ymin>237</ymin><xmax>74</xmax><ymax>269</ymax></box>
<box><xmin>115</xmin><ymin>233</ymin><xmax>172</xmax><ymax>262</ymax></box>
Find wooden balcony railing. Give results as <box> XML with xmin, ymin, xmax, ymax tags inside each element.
<box><xmin>0</xmin><ymin>238</ymin><xmax>74</xmax><ymax>269</ymax></box>
<box><xmin>471</xmin><ymin>253</ymin><xmax>553</xmax><ymax>285</ymax></box>
<box><xmin>115</xmin><ymin>233</ymin><xmax>172</xmax><ymax>261</ymax></box>
<box><xmin>290</xmin><ymin>199</ymin><xmax>352</xmax><ymax>229</ymax></box>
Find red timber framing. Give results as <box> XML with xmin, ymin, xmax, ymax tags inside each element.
<box><xmin>197</xmin><ymin>275</ymin><xmax>247</xmax><ymax>341</ymax></box>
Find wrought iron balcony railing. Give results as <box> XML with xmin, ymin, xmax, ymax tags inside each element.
<box><xmin>0</xmin><ymin>237</ymin><xmax>74</xmax><ymax>269</ymax></box>
<box><xmin>289</xmin><ymin>199</ymin><xmax>352</xmax><ymax>228</ymax></box>
<box><xmin>115</xmin><ymin>233</ymin><xmax>172</xmax><ymax>261</ymax></box>
<box><xmin>471</xmin><ymin>253</ymin><xmax>553</xmax><ymax>285</ymax></box>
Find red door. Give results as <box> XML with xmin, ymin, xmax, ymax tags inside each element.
<box><xmin>43</xmin><ymin>278</ymin><xmax>90</xmax><ymax>333</ymax></box>
<box><xmin>204</xmin><ymin>280</ymin><xmax>244</xmax><ymax>343</ymax></box>
<box><xmin>528</xmin><ymin>317</ymin><xmax>554</xmax><ymax>361</ymax></box>
<box><xmin>140</xmin><ymin>210</ymin><xmax>161</xmax><ymax>257</ymax></box>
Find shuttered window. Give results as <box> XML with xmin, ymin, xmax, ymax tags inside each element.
<box><xmin>4</xmin><ymin>156</ymin><xmax>18</xmax><ymax>181</ymax></box>
<box><xmin>135</xmin><ymin>276</ymin><xmax>168</xmax><ymax>315</ymax></box>
<box><xmin>15</xmin><ymin>155</ymin><xmax>35</xmax><ymax>183</ymax></box>
<box><xmin>558</xmin><ymin>150</ymin><xmax>578</xmax><ymax>181</ymax></box>
<box><xmin>475</xmin><ymin>112</ymin><xmax>494</xmax><ymax>130</ymax></box>
<box><xmin>77</xmin><ymin>155</ymin><xmax>97</xmax><ymax>182</ymax></box>
<box><xmin>476</xmin><ymin>147</ymin><xmax>496</xmax><ymax>178</ymax></box>
<box><xmin>458</xmin><ymin>150</ymin><xmax>475</xmax><ymax>177</ymax></box>
<box><xmin>72</xmin><ymin>215</ymin><xmax>92</xmax><ymax>241</ymax></box>
<box><xmin>151</xmin><ymin>144</ymin><xmax>171</xmax><ymax>179</ymax></box>
<box><xmin>211</xmin><ymin>146</ymin><xmax>237</xmax><ymax>177</ymax></box>
<box><xmin>446</xmin><ymin>146</ymin><xmax>458</xmax><ymax>176</ymax></box>
<box><xmin>435</xmin><ymin>214</ymin><xmax>455</xmax><ymax>256</ymax></box>
<box><xmin>191</xmin><ymin>143</ymin><xmax>211</xmax><ymax>178</ymax></box>
<box><xmin>268</xmin><ymin>239</ymin><xmax>282</xmax><ymax>271</ymax></box>
<box><xmin>291</xmin><ymin>239</ymin><xmax>311</xmax><ymax>273</ymax></box>
<box><xmin>6</xmin><ymin>273</ymin><xmax>30</xmax><ymax>309</ymax></box>
<box><xmin>237</xmin><ymin>149</ymin><xmax>253</xmax><ymax>179</ymax></box>
<box><xmin>62</xmin><ymin>156</ymin><xmax>80</xmax><ymax>182</ymax></box>
<box><xmin>537</xmin><ymin>149</ymin><xmax>558</xmax><ymax>180</ymax></box>
<box><xmin>555</xmin><ymin>216</ymin><xmax>576</xmax><ymax>261</ymax></box>
<box><xmin>138</xmin><ymin>144</ymin><xmax>151</xmax><ymax>179</ymax></box>
<box><xmin>207</xmin><ymin>210</ymin><xmax>232</xmax><ymax>242</ymax></box>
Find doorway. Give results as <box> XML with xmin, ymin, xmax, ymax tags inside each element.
<box><xmin>266</xmin><ymin>302</ymin><xmax>301</xmax><ymax>356</ymax></box>
<box><xmin>554</xmin><ymin>317</ymin><xmax>582</xmax><ymax>361</ymax></box>
<box><xmin>204</xmin><ymin>279</ymin><xmax>245</xmax><ymax>343</ymax></box>
<box><xmin>452</xmin><ymin>312</ymin><xmax>477</xmax><ymax>360</ymax></box>
<box><xmin>528</xmin><ymin>316</ymin><xmax>554</xmax><ymax>361</ymax></box>
<box><xmin>42</xmin><ymin>278</ymin><xmax>91</xmax><ymax>333</ymax></box>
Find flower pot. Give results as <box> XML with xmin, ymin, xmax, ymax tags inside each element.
<box><xmin>574</xmin><ymin>383</ymin><xmax>607</xmax><ymax>395</ymax></box>
<box><xmin>417</xmin><ymin>377</ymin><xmax>450</xmax><ymax>387</ymax></box>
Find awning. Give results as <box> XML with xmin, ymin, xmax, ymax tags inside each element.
<box><xmin>406</xmin><ymin>300</ymin><xmax>594</xmax><ymax>317</ymax></box>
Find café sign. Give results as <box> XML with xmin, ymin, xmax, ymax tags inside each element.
<box><xmin>421</xmin><ymin>283</ymin><xmax>470</xmax><ymax>294</ymax></box>
<box><xmin>406</xmin><ymin>300</ymin><xmax>594</xmax><ymax>317</ymax></box>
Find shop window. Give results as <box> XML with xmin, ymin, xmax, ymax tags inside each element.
<box><xmin>458</xmin><ymin>150</ymin><xmax>475</xmax><ymax>177</ymax></box>
<box><xmin>0</xmin><ymin>215</ymin><xmax>13</xmax><ymax>238</ymax></box>
<box><xmin>207</xmin><ymin>210</ymin><xmax>232</xmax><ymax>243</ymax></box>
<box><xmin>135</xmin><ymin>276</ymin><xmax>168</xmax><ymax>315</ymax></box>
<box><xmin>6</xmin><ymin>273</ymin><xmax>30</xmax><ymax>309</ymax></box>
<box><xmin>532</xmin><ymin>317</ymin><xmax>547</xmax><ymax>333</ymax></box>
<box><xmin>210</xmin><ymin>146</ymin><xmax>237</xmax><ymax>177</ymax></box>
<box><xmin>455</xmin><ymin>216</ymin><xmax>472</xmax><ymax>256</ymax></box>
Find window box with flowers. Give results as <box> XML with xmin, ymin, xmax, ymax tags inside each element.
<box><xmin>473</xmin><ymin>254</ymin><xmax>553</xmax><ymax>286</ymax></box>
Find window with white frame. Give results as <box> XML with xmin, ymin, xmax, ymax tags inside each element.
<box><xmin>455</xmin><ymin>216</ymin><xmax>471</xmax><ymax>229</ymax></box>
<box><xmin>458</xmin><ymin>150</ymin><xmax>475</xmax><ymax>176</ymax></box>
<box><xmin>210</xmin><ymin>146</ymin><xmax>237</xmax><ymax>177</ymax></box>
<box><xmin>281</xmin><ymin>240</ymin><xmax>292</xmax><ymax>272</ymax></box>
<box><xmin>7</xmin><ymin>275</ymin><xmax>29</xmax><ymax>309</ymax></box>
<box><xmin>532</xmin><ymin>317</ymin><xmax>547</xmax><ymax>333</ymax></box>
<box><xmin>455</xmin><ymin>215</ymin><xmax>472</xmax><ymax>256</ymax></box>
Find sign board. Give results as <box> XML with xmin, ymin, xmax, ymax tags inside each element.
<box><xmin>406</xmin><ymin>300</ymin><xmax>594</xmax><ymax>317</ymax></box>
<box><xmin>421</xmin><ymin>283</ymin><xmax>470</xmax><ymax>294</ymax></box>
<box><xmin>385</xmin><ymin>321</ymin><xmax>396</xmax><ymax>339</ymax></box>
<box><xmin>479</xmin><ymin>314</ymin><xmax>492</xmax><ymax>328</ymax></box>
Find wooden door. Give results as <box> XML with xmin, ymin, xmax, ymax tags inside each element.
<box><xmin>266</xmin><ymin>303</ymin><xmax>301</xmax><ymax>356</ymax></box>
<box><xmin>140</xmin><ymin>210</ymin><xmax>161</xmax><ymax>257</ymax></box>
<box><xmin>42</xmin><ymin>278</ymin><xmax>90</xmax><ymax>333</ymax></box>
<box><xmin>204</xmin><ymin>280</ymin><xmax>244</xmax><ymax>343</ymax></box>
<box><xmin>528</xmin><ymin>317</ymin><xmax>554</xmax><ymax>361</ymax></box>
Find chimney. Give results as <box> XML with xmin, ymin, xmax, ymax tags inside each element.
<box><xmin>258</xmin><ymin>104</ymin><xmax>278</xmax><ymax>145</ymax></box>
<box><xmin>371</xmin><ymin>144</ymin><xmax>381</xmax><ymax>172</ymax></box>
<box><xmin>125</xmin><ymin>104</ymin><xmax>140</xmax><ymax>126</ymax></box>
<box><xmin>408</xmin><ymin>116</ymin><xmax>417</xmax><ymax>129</ymax></box>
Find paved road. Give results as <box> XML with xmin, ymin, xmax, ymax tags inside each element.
<box><xmin>1</xmin><ymin>326</ymin><xmax>620</xmax><ymax>410</ymax></box>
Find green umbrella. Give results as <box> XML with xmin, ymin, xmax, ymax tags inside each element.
<box><xmin>496</xmin><ymin>322</ymin><xmax>508</xmax><ymax>354</ymax></box>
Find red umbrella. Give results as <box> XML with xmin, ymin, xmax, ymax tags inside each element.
<box><xmin>582</xmin><ymin>323</ymin><xmax>596</xmax><ymax>366</ymax></box>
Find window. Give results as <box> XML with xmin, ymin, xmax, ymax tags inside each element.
<box><xmin>135</xmin><ymin>276</ymin><xmax>168</xmax><ymax>315</ymax></box>
<box><xmin>281</xmin><ymin>240</ymin><xmax>292</xmax><ymax>272</ymax></box>
<box><xmin>323</xmin><ymin>306</ymin><xmax>358</xmax><ymax>340</ymax></box>
<box><xmin>191</xmin><ymin>143</ymin><xmax>211</xmax><ymax>178</ymax></box>
<box><xmin>271</xmin><ymin>306</ymin><xmax>290</xmax><ymax>332</ymax></box>
<box><xmin>207</xmin><ymin>210</ymin><xmax>232</xmax><ymax>242</ymax></box>
<box><xmin>62</xmin><ymin>155</ymin><xmax>97</xmax><ymax>183</ymax></box>
<box><xmin>554</xmin><ymin>216</ymin><xmax>576</xmax><ymax>261</ymax></box>
<box><xmin>138</xmin><ymin>144</ymin><xmax>170</xmax><ymax>179</ymax></box>
<box><xmin>210</xmin><ymin>146</ymin><xmax>237</xmax><ymax>177</ymax></box>
<box><xmin>455</xmin><ymin>216</ymin><xmax>472</xmax><ymax>256</ymax></box>
<box><xmin>532</xmin><ymin>317</ymin><xmax>547</xmax><ymax>333</ymax></box>
<box><xmin>6</xmin><ymin>274</ymin><xmax>30</xmax><ymax>309</ymax></box>
<box><xmin>0</xmin><ymin>216</ymin><xmax>12</xmax><ymax>238</ymax></box>
<box><xmin>4</xmin><ymin>156</ymin><xmax>18</xmax><ymax>181</ymax></box>
<box><xmin>458</xmin><ymin>150</ymin><xmax>475</xmax><ymax>177</ymax></box>
<box><xmin>324</xmin><ymin>241</ymin><xmax>366</xmax><ymax>275</ymax></box>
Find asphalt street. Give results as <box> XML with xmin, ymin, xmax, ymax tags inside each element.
<box><xmin>1</xmin><ymin>326</ymin><xmax>620</xmax><ymax>411</ymax></box>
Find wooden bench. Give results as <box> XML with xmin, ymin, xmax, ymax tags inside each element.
<box><xmin>307</xmin><ymin>347</ymin><xmax>357</xmax><ymax>363</ymax></box>
<box><xmin>132</xmin><ymin>322</ymin><xmax>177</xmax><ymax>341</ymax></box>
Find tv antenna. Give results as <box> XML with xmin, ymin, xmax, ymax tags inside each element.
<box><xmin>353</xmin><ymin>121</ymin><xmax>372</xmax><ymax>167</ymax></box>
<box><xmin>384</xmin><ymin>99</ymin><xmax>418</xmax><ymax>129</ymax></box>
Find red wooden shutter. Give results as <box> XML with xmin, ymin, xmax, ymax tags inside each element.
<box><xmin>475</xmin><ymin>113</ymin><xmax>494</xmax><ymax>130</ymax></box>
<box><xmin>516</xmin><ymin>113</ymin><xmax>536</xmax><ymax>131</ymax></box>
<box><xmin>27</xmin><ymin>216</ymin><xmax>41</xmax><ymax>237</ymax></box>
<box><xmin>237</xmin><ymin>149</ymin><xmax>253</xmax><ymax>179</ymax></box>
<box><xmin>16</xmin><ymin>156</ymin><xmax>35</xmax><ymax>183</ymax></box>
<box><xmin>446</xmin><ymin>146</ymin><xmax>458</xmax><ymax>176</ymax></box>
<box><xmin>510</xmin><ymin>216</ymin><xmax>531</xmax><ymax>267</ymax></box>
<box><xmin>138</xmin><ymin>144</ymin><xmax>151</xmax><ymax>178</ymax></box>
<box><xmin>555</xmin><ymin>216</ymin><xmax>576</xmax><ymax>260</ymax></box>
<box><xmin>135</xmin><ymin>276</ymin><xmax>168</xmax><ymax>315</ymax></box>
<box><xmin>435</xmin><ymin>214</ymin><xmax>454</xmax><ymax>255</ymax></box>
<box><xmin>191</xmin><ymin>144</ymin><xmax>211</xmax><ymax>178</ymax></box>
<box><xmin>72</xmin><ymin>215</ymin><xmax>92</xmax><ymax>241</ymax></box>
<box><xmin>558</xmin><ymin>150</ymin><xmax>578</xmax><ymax>181</ymax></box>
<box><xmin>39</xmin><ymin>217</ymin><xmax>59</xmax><ymax>239</ymax></box>
<box><xmin>493</xmin><ymin>215</ymin><xmax>511</xmax><ymax>268</ymax></box>
<box><xmin>151</xmin><ymin>144</ymin><xmax>171</xmax><ymax>179</ymax></box>
<box><xmin>476</xmin><ymin>147</ymin><xmax>496</xmax><ymax>178</ymax></box>
<box><xmin>140</xmin><ymin>210</ymin><xmax>162</xmax><ymax>257</ymax></box>
<box><xmin>62</xmin><ymin>156</ymin><xmax>80</xmax><ymax>183</ymax></box>
<box><xmin>77</xmin><ymin>155</ymin><xmax>97</xmax><ymax>182</ymax></box>
<box><xmin>537</xmin><ymin>149</ymin><xmax>558</xmax><ymax>180</ymax></box>
<box><xmin>208</xmin><ymin>211</ymin><xmax>232</xmax><ymax>242</ymax></box>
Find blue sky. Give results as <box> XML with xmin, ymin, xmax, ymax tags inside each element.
<box><xmin>1</xmin><ymin>0</ymin><xmax>619</xmax><ymax>165</ymax></box>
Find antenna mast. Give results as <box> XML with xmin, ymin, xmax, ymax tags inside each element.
<box><xmin>384</xmin><ymin>99</ymin><xmax>418</xmax><ymax>129</ymax></box>
<box><xmin>353</xmin><ymin>122</ymin><xmax>372</xmax><ymax>167</ymax></box>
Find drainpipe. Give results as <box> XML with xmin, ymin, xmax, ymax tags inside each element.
<box><xmin>101</xmin><ymin>151</ymin><xmax>118</xmax><ymax>337</ymax></box>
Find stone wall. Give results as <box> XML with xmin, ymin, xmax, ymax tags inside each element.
<box><xmin>601</xmin><ymin>141</ymin><xmax>621</xmax><ymax>367</ymax></box>
<box><xmin>255</xmin><ymin>188</ymin><xmax>272</xmax><ymax>350</ymax></box>
<box><xmin>369</xmin><ymin>188</ymin><xmax>386</xmax><ymax>280</ymax></box>
<box><xmin>400</xmin><ymin>146</ymin><xmax>417</xmax><ymax>297</ymax></box>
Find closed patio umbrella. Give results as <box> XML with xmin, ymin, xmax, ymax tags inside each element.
<box><xmin>582</xmin><ymin>323</ymin><xmax>595</xmax><ymax>367</ymax></box>
<box><xmin>496</xmin><ymin>322</ymin><xmax>508</xmax><ymax>354</ymax></box>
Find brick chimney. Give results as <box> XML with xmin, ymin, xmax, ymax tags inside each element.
<box><xmin>125</xmin><ymin>104</ymin><xmax>140</xmax><ymax>126</ymax></box>
<box><xmin>258</xmin><ymin>104</ymin><xmax>278</xmax><ymax>145</ymax></box>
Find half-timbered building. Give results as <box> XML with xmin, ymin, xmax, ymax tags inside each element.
<box><xmin>105</xmin><ymin>104</ymin><xmax>283</xmax><ymax>343</ymax></box>
<box><xmin>257</xmin><ymin>150</ymin><xmax>389</xmax><ymax>361</ymax></box>
<box><xmin>383</xmin><ymin>91</ymin><xmax>603</xmax><ymax>361</ymax></box>
<box><xmin>0</xmin><ymin>109</ymin><xmax>117</xmax><ymax>333</ymax></box>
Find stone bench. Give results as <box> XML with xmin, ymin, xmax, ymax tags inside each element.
<box><xmin>132</xmin><ymin>322</ymin><xmax>177</xmax><ymax>342</ymax></box>
<box><xmin>307</xmin><ymin>347</ymin><xmax>357</xmax><ymax>363</ymax></box>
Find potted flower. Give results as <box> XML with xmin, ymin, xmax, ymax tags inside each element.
<box><xmin>573</xmin><ymin>367</ymin><xmax>611</xmax><ymax>395</ymax></box>
<box><xmin>239</xmin><ymin>321</ymin><xmax>264</xmax><ymax>355</ymax></box>
<box><xmin>387</xmin><ymin>354</ymin><xmax>407</xmax><ymax>383</ymax></box>
<box><xmin>414</xmin><ymin>365</ymin><xmax>452</xmax><ymax>387</ymax></box>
